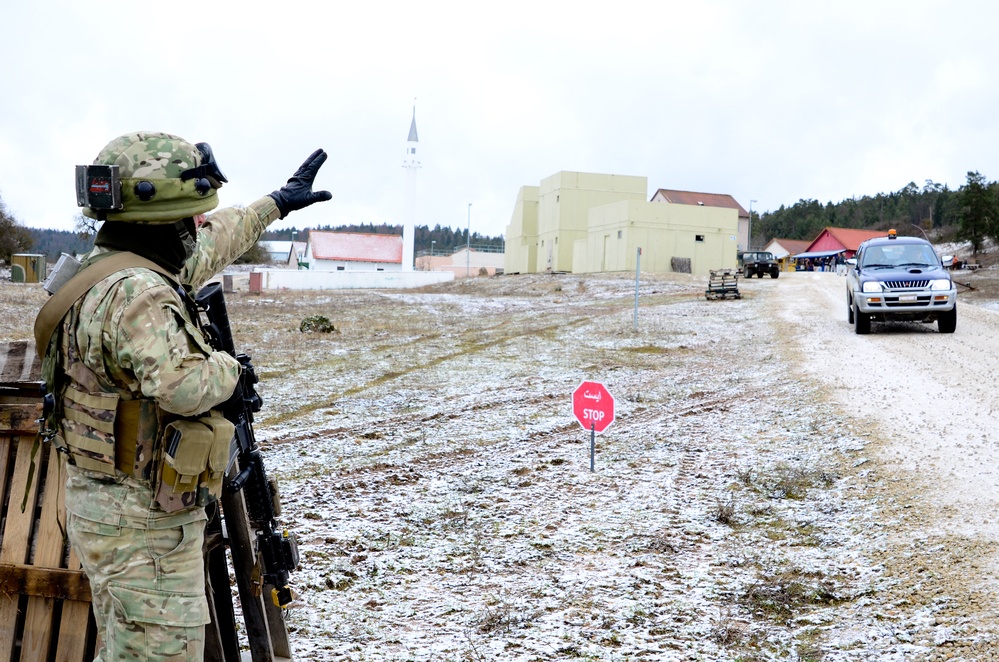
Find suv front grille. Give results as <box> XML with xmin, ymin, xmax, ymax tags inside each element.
<box><xmin>884</xmin><ymin>280</ymin><xmax>929</xmax><ymax>289</ymax></box>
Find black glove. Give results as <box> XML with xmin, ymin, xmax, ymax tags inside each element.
<box><xmin>268</xmin><ymin>149</ymin><xmax>333</xmax><ymax>218</ymax></box>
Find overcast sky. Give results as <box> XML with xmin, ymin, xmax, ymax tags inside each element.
<box><xmin>3</xmin><ymin>1</ymin><xmax>997</xmax><ymax>239</ymax></box>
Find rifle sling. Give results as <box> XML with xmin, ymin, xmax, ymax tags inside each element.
<box><xmin>33</xmin><ymin>252</ymin><xmax>179</xmax><ymax>356</ymax></box>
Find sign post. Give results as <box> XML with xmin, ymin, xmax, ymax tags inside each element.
<box><xmin>634</xmin><ymin>247</ymin><xmax>641</xmax><ymax>330</ymax></box>
<box><xmin>572</xmin><ymin>381</ymin><xmax>615</xmax><ymax>472</ymax></box>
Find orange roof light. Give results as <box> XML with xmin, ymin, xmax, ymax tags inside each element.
<box><xmin>888</xmin><ymin>228</ymin><xmax>897</xmax><ymax>239</ymax></box>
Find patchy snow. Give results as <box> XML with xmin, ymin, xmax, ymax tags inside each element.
<box><xmin>6</xmin><ymin>269</ymin><xmax>999</xmax><ymax>660</ymax></box>
<box><xmin>193</xmin><ymin>271</ymin><xmax>991</xmax><ymax>660</ymax></box>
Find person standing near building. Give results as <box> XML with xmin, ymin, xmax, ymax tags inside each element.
<box><xmin>38</xmin><ymin>131</ymin><xmax>331</xmax><ymax>660</ymax></box>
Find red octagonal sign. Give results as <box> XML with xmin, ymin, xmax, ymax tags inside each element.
<box><xmin>572</xmin><ymin>381</ymin><xmax>615</xmax><ymax>433</ymax></box>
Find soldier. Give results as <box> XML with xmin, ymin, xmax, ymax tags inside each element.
<box><xmin>40</xmin><ymin>132</ymin><xmax>331</xmax><ymax>660</ymax></box>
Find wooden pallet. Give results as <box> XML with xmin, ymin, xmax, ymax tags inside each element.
<box><xmin>705</xmin><ymin>268</ymin><xmax>741</xmax><ymax>300</ymax></box>
<box><xmin>0</xmin><ymin>340</ymin><xmax>96</xmax><ymax>662</ymax></box>
<box><xmin>0</xmin><ymin>340</ymin><xmax>294</xmax><ymax>661</ymax></box>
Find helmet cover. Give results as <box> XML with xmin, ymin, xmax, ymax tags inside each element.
<box><xmin>82</xmin><ymin>131</ymin><xmax>222</xmax><ymax>223</ymax></box>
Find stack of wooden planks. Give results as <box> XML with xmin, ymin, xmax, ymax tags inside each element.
<box><xmin>705</xmin><ymin>269</ymin><xmax>741</xmax><ymax>300</ymax></box>
<box><xmin>0</xmin><ymin>340</ymin><xmax>95</xmax><ymax>661</ymax></box>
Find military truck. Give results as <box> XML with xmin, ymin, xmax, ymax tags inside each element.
<box><xmin>740</xmin><ymin>251</ymin><xmax>780</xmax><ymax>279</ymax></box>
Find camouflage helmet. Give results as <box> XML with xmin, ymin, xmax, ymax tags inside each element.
<box><xmin>81</xmin><ymin>131</ymin><xmax>227</xmax><ymax>223</ymax></box>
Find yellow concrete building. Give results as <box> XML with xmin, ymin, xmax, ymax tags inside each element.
<box><xmin>505</xmin><ymin>171</ymin><xmax>740</xmax><ymax>276</ymax></box>
<box><xmin>504</xmin><ymin>185</ymin><xmax>539</xmax><ymax>275</ymax></box>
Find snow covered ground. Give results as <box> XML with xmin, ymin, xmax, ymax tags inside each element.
<box><xmin>5</xmin><ymin>269</ymin><xmax>999</xmax><ymax>660</ymax></box>
<box><xmin>213</xmin><ymin>271</ymin><xmax>996</xmax><ymax>661</ymax></box>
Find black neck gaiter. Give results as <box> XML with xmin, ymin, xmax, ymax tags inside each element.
<box><xmin>95</xmin><ymin>219</ymin><xmax>195</xmax><ymax>274</ymax></box>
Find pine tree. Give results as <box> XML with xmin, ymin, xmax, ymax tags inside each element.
<box><xmin>958</xmin><ymin>171</ymin><xmax>998</xmax><ymax>255</ymax></box>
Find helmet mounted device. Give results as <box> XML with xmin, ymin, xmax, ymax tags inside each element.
<box><xmin>75</xmin><ymin>164</ymin><xmax>122</xmax><ymax>215</ymax></box>
<box><xmin>180</xmin><ymin>142</ymin><xmax>228</xmax><ymax>195</ymax></box>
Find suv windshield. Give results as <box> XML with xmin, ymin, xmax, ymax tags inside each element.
<box><xmin>860</xmin><ymin>244</ymin><xmax>939</xmax><ymax>269</ymax></box>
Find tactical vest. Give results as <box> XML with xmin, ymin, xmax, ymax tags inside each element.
<box><xmin>36</xmin><ymin>252</ymin><xmax>233</xmax><ymax>513</ymax></box>
<box><xmin>57</xmin><ymin>282</ymin><xmax>171</xmax><ymax>480</ymax></box>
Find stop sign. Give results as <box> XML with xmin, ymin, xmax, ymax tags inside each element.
<box><xmin>572</xmin><ymin>381</ymin><xmax>615</xmax><ymax>433</ymax></box>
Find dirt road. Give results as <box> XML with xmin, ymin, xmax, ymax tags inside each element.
<box><xmin>776</xmin><ymin>271</ymin><xmax>999</xmax><ymax>539</ymax></box>
<box><xmin>766</xmin><ymin>271</ymin><xmax>999</xmax><ymax>659</ymax></box>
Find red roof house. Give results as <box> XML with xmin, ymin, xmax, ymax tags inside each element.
<box><xmin>650</xmin><ymin>188</ymin><xmax>748</xmax><ymax>219</ymax></box>
<box><xmin>802</xmin><ymin>227</ymin><xmax>886</xmax><ymax>259</ymax></box>
<box><xmin>764</xmin><ymin>238</ymin><xmax>811</xmax><ymax>260</ymax></box>
<box><xmin>305</xmin><ymin>231</ymin><xmax>404</xmax><ymax>271</ymax></box>
<box><xmin>651</xmin><ymin>188</ymin><xmax>750</xmax><ymax>249</ymax></box>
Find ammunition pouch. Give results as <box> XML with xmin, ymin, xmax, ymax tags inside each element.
<box><xmin>59</xmin><ymin>383</ymin><xmax>234</xmax><ymax>513</ymax></box>
<box><xmin>60</xmin><ymin>386</ymin><xmax>120</xmax><ymax>475</ymax></box>
<box><xmin>155</xmin><ymin>413</ymin><xmax>234</xmax><ymax>513</ymax></box>
<box><xmin>59</xmin><ymin>386</ymin><xmax>165</xmax><ymax>484</ymax></box>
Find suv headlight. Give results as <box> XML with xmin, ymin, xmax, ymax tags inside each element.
<box><xmin>862</xmin><ymin>281</ymin><xmax>883</xmax><ymax>293</ymax></box>
<box><xmin>929</xmin><ymin>279</ymin><xmax>952</xmax><ymax>291</ymax></box>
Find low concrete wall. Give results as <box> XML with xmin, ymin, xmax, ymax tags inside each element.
<box><xmin>440</xmin><ymin>265</ymin><xmax>500</xmax><ymax>278</ymax></box>
<box><xmin>249</xmin><ymin>269</ymin><xmax>455</xmax><ymax>291</ymax></box>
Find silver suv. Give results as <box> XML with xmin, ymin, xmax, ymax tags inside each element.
<box><xmin>846</xmin><ymin>232</ymin><xmax>957</xmax><ymax>334</ymax></box>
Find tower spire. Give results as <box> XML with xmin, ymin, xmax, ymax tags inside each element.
<box><xmin>401</xmin><ymin>101</ymin><xmax>420</xmax><ymax>272</ymax></box>
<box><xmin>403</xmin><ymin>101</ymin><xmax>420</xmax><ymax>167</ymax></box>
<box><xmin>407</xmin><ymin>104</ymin><xmax>419</xmax><ymax>143</ymax></box>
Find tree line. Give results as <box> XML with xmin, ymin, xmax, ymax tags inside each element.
<box><xmin>6</xmin><ymin>175</ymin><xmax>997</xmax><ymax>261</ymax></box>
<box><xmin>752</xmin><ymin>172</ymin><xmax>999</xmax><ymax>254</ymax></box>
<box><xmin>261</xmin><ymin>223</ymin><xmax>505</xmax><ymax>254</ymax></box>
<box><xmin>1</xmin><ymin>213</ymin><xmax>504</xmax><ymax>263</ymax></box>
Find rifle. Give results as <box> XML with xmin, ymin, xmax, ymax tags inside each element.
<box><xmin>194</xmin><ymin>282</ymin><xmax>299</xmax><ymax>660</ymax></box>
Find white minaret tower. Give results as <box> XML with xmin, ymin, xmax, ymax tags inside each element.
<box><xmin>401</xmin><ymin>104</ymin><xmax>421</xmax><ymax>272</ymax></box>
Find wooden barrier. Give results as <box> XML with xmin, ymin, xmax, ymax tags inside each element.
<box><xmin>705</xmin><ymin>268</ymin><xmax>741</xmax><ymax>300</ymax></box>
<box><xmin>1</xmin><ymin>340</ymin><xmax>292</xmax><ymax>661</ymax></box>
<box><xmin>0</xmin><ymin>340</ymin><xmax>96</xmax><ymax>662</ymax></box>
<box><xmin>0</xmin><ymin>341</ymin><xmax>292</xmax><ymax>662</ymax></box>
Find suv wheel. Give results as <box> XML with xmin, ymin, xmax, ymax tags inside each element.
<box><xmin>938</xmin><ymin>306</ymin><xmax>957</xmax><ymax>333</ymax></box>
<box><xmin>769</xmin><ymin>269</ymin><xmax>779</xmax><ymax>279</ymax></box>
<box><xmin>744</xmin><ymin>268</ymin><xmax>752</xmax><ymax>278</ymax></box>
<box><xmin>847</xmin><ymin>295</ymin><xmax>854</xmax><ymax>324</ymax></box>
<box><xmin>854</xmin><ymin>303</ymin><xmax>871</xmax><ymax>334</ymax></box>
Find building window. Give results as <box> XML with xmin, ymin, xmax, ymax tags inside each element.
<box><xmin>410</xmin><ymin>147</ymin><xmax>416</xmax><ymax>154</ymax></box>
<box><xmin>617</xmin><ymin>230</ymin><xmax>622</xmax><ymax>239</ymax></box>
<box><xmin>337</xmin><ymin>266</ymin><xmax>345</xmax><ymax>271</ymax></box>
<box><xmin>377</xmin><ymin>268</ymin><xmax>384</xmax><ymax>271</ymax></box>
<box><xmin>695</xmin><ymin>235</ymin><xmax>705</xmax><ymax>242</ymax></box>
<box><xmin>555</xmin><ymin>237</ymin><xmax>558</xmax><ymax>244</ymax></box>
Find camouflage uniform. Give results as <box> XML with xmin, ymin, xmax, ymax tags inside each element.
<box><xmin>47</xmin><ymin>131</ymin><xmax>329</xmax><ymax>661</ymax></box>
<box><xmin>44</xmin><ymin>130</ymin><xmax>283</xmax><ymax>661</ymax></box>
<box><xmin>60</xmin><ymin>195</ymin><xmax>279</xmax><ymax>660</ymax></box>
<box><xmin>61</xmin><ymin>197</ymin><xmax>278</xmax><ymax>661</ymax></box>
